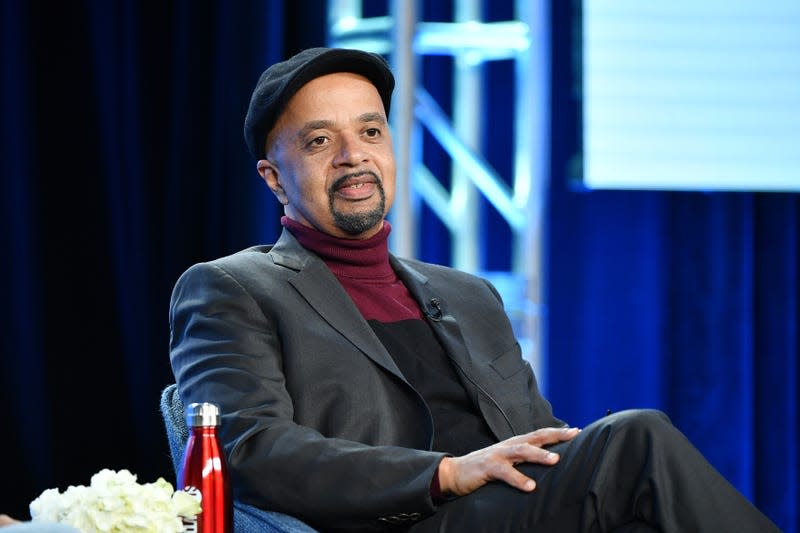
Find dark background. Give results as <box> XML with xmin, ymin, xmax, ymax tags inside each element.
<box><xmin>2</xmin><ymin>1</ymin><xmax>797</xmax><ymax>530</ymax></box>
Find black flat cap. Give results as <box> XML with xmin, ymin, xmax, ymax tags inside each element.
<box><xmin>243</xmin><ymin>47</ymin><xmax>395</xmax><ymax>160</ymax></box>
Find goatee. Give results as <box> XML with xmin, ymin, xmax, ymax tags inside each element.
<box><xmin>329</xmin><ymin>173</ymin><xmax>386</xmax><ymax>235</ymax></box>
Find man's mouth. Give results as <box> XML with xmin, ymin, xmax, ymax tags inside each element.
<box><xmin>332</xmin><ymin>172</ymin><xmax>379</xmax><ymax>194</ymax></box>
<box><xmin>341</xmin><ymin>182</ymin><xmax>367</xmax><ymax>190</ymax></box>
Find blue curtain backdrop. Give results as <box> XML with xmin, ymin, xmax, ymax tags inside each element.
<box><xmin>0</xmin><ymin>0</ymin><xmax>313</xmax><ymax>519</ymax></box>
<box><xmin>1</xmin><ymin>0</ymin><xmax>797</xmax><ymax>531</ymax></box>
<box><xmin>546</xmin><ymin>4</ymin><xmax>798</xmax><ymax>530</ymax></box>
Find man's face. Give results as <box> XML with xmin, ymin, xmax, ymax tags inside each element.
<box><xmin>257</xmin><ymin>72</ymin><xmax>396</xmax><ymax>239</ymax></box>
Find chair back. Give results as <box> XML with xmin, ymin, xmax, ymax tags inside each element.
<box><xmin>159</xmin><ymin>383</ymin><xmax>189</xmax><ymax>477</ymax></box>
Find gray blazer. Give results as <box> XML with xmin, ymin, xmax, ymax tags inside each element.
<box><xmin>169</xmin><ymin>228</ymin><xmax>562</xmax><ymax>531</ymax></box>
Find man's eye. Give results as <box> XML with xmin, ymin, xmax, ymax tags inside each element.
<box><xmin>309</xmin><ymin>136</ymin><xmax>327</xmax><ymax>146</ymax></box>
<box><xmin>365</xmin><ymin>128</ymin><xmax>380</xmax><ymax>137</ymax></box>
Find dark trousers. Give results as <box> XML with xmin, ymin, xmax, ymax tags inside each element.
<box><xmin>410</xmin><ymin>409</ymin><xmax>780</xmax><ymax>532</ymax></box>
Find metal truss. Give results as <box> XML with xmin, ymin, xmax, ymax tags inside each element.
<box><xmin>327</xmin><ymin>0</ymin><xmax>550</xmax><ymax>388</ymax></box>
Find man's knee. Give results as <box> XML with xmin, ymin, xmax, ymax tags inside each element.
<box><xmin>607</xmin><ymin>408</ymin><xmax>671</xmax><ymax>427</ymax></box>
<box><xmin>599</xmin><ymin>408</ymin><xmax>679</xmax><ymax>446</ymax></box>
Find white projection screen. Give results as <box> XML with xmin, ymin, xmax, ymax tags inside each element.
<box><xmin>580</xmin><ymin>1</ymin><xmax>800</xmax><ymax>192</ymax></box>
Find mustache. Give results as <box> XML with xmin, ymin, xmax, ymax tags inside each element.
<box><xmin>329</xmin><ymin>171</ymin><xmax>380</xmax><ymax>193</ymax></box>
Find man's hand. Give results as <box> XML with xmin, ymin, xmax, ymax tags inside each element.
<box><xmin>437</xmin><ymin>426</ymin><xmax>581</xmax><ymax>497</ymax></box>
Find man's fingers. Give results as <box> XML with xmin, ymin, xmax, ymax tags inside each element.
<box><xmin>506</xmin><ymin>442</ymin><xmax>561</xmax><ymax>466</ymax></box>
<box><xmin>439</xmin><ymin>427</ymin><xmax>581</xmax><ymax>497</ymax></box>
<box><xmin>517</xmin><ymin>426</ymin><xmax>581</xmax><ymax>447</ymax></box>
<box><xmin>495</xmin><ymin>445</ymin><xmax>561</xmax><ymax>491</ymax></box>
<box><xmin>498</xmin><ymin>463</ymin><xmax>538</xmax><ymax>492</ymax></box>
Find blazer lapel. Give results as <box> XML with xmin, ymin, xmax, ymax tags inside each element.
<box><xmin>392</xmin><ymin>256</ymin><xmax>518</xmax><ymax>439</ymax></box>
<box><xmin>269</xmin><ymin>230</ymin><xmax>406</xmax><ymax>381</ymax></box>
<box><xmin>390</xmin><ymin>256</ymin><xmax>475</xmax><ymax>376</ymax></box>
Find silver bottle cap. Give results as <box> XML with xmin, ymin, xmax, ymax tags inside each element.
<box><xmin>185</xmin><ymin>402</ymin><xmax>221</xmax><ymax>427</ymax></box>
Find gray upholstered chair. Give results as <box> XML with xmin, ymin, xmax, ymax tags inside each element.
<box><xmin>159</xmin><ymin>384</ymin><xmax>319</xmax><ymax>533</ymax></box>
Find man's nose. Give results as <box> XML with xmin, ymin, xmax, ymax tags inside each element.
<box><xmin>332</xmin><ymin>133</ymin><xmax>367</xmax><ymax>166</ymax></box>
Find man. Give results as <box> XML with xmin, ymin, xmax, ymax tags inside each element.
<box><xmin>169</xmin><ymin>47</ymin><xmax>780</xmax><ymax>532</ymax></box>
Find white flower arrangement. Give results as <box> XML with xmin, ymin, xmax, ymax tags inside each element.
<box><xmin>29</xmin><ymin>469</ymin><xmax>201</xmax><ymax>533</ymax></box>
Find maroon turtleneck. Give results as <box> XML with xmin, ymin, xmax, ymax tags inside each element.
<box><xmin>281</xmin><ymin>216</ymin><xmax>423</xmax><ymax>322</ymax></box>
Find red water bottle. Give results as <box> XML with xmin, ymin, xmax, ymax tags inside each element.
<box><xmin>179</xmin><ymin>402</ymin><xmax>233</xmax><ymax>533</ymax></box>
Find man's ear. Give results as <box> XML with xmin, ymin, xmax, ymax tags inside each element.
<box><xmin>257</xmin><ymin>159</ymin><xmax>288</xmax><ymax>205</ymax></box>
